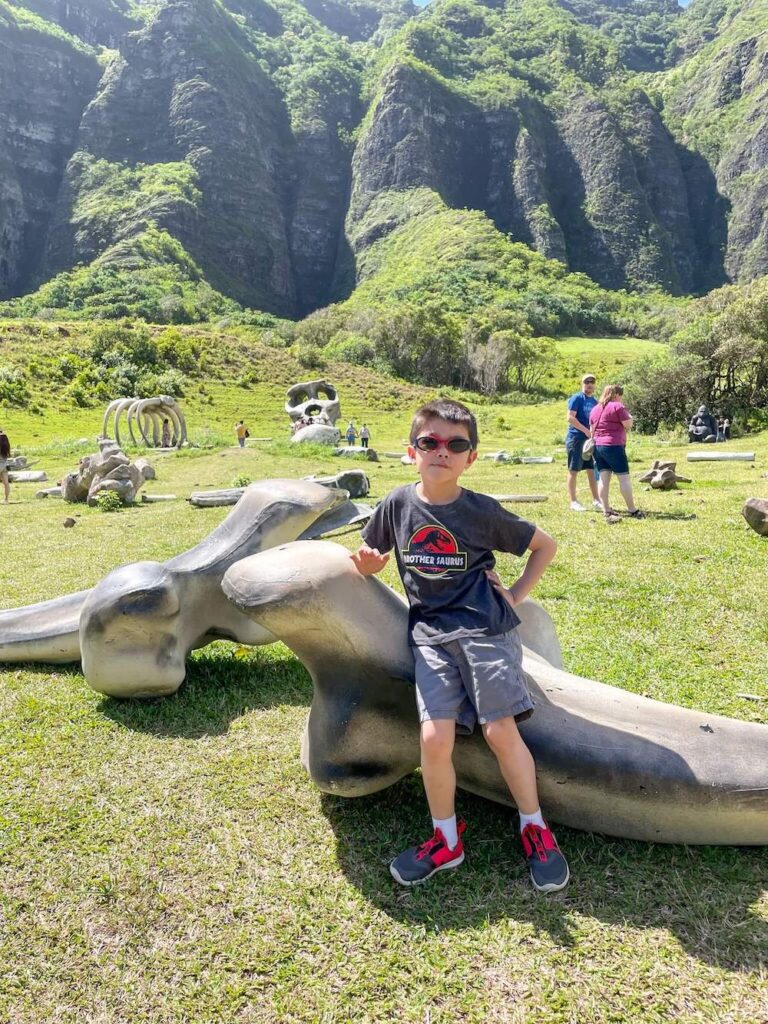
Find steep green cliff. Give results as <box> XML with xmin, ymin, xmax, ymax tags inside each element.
<box><xmin>349</xmin><ymin>0</ymin><xmax>727</xmax><ymax>295</ymax></box>
<box><xmin>654</xmin><ymin>0</ymin><xmax>768</xmax><ymax>281</ymax></box>
<box><xmin>0</xmin><ymin>2</ymin><xmax>100</xmax><ymax>298</ymax></box>
<box><xmin>0</xmin><ymin>0</ymin><xmax>766</xmax><ymax>321</ymax></box>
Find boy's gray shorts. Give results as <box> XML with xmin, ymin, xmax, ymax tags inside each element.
<box><xmin>413</xmin><ymin>630</ymin><xmax>534</xmax><ymax>735</ymax></box>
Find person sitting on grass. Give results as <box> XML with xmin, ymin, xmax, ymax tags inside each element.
<box><xmin>351</xmin><ymin>398</ymin><xmax>569</xmax><ymax>894</ymax></box>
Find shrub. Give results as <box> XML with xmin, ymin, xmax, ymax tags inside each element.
<box><xmin>90</xmin><ymin>323</ymin><xmax>158</xmax><ymax>367</ymax></box>
<box><xmin>94</xmin><ymin>490</ymin><xmax>123</xmax><ymax>512</ymax></box>
<box><xmin>296</xmin><ymin>344</ymin><xmax>327</xmax><ymax>370</ymax></box>
<box><xmin>232</xmin><ymin>473</ymin><xmax>252</xmax><ymax>488</ymax></box>
<box><xmin>156</xmin><ymin>328</ymin><xmax>203</xmax><ymax>372</ymax></box>
<box><xmin>137</xmin><ymin>368</ymin><xmax>187</xmax><ymax>398</ymax></box>
<box><xmin>0</xmin><ymin>367</ymin><xmax>29</xmax><ymax>406</ymax></box>
<box><xmin>324</xmin><ymin>332</ymin><xmax>376</xmax><ymax>365</ymax></box>
<box><xmin>58</xmin><ymin>353</ymin><xmax>88</xmax><ymax>381</ymax></box>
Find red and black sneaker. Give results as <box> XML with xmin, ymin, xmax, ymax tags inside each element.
<box><xmin>389</xmin><ymin>821</ymin><xmax>466</xmax><ymax>886</ymax></box>
<box><xmin>521</xmin><ymin>823</ymin><xmax>570</xmax><ymax>893</ymax></box>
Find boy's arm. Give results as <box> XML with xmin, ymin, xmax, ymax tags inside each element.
<box><xmin>486</xmin><ymin>527</ymin><xmax>557</xmax><ymax>607</ymax></box>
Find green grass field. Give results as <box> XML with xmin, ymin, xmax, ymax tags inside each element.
<box><xmin>0</xmin><ymin>331</ymin><xmax>766</xmax><ymax>1022</ymax></box>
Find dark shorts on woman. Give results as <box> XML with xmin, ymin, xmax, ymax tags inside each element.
<box><xmin>594</xmin><ymin>444</ymin><xmax>629</xmax><ymax>474</ymax></box>
<box><xmin>566</xmin><ymin>436</ymin><xmax>594</xmax><ymax>472</ymax></box>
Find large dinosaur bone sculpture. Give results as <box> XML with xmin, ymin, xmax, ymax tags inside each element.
<box><xmin>103</xmin><ymin>395</ymin><xmax>187</xmax><ymax>448</ymax></box>
<box><xmin>286</xmin><ymin>379</ymin><xmax>341</xmax><ymax>445</ymax></box>
<box><xmin>223</xmin><ymin>540</ymin><xmax>768</xmax><ymax>846</ymax></box>
<box><xmin>0</xmin><ymin>481</ymin><xmax>366</xmax><ymax>695</ymax></box>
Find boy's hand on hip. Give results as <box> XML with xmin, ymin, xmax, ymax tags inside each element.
<box><xmin>351</xmin><ymin>545</ymin><xmax>390</xmax><ymax>576</ymax></box>
<box><xmin>486</xmin><ymin>569</ymin><xmax>517</xmax><ymax>607</ymax></box>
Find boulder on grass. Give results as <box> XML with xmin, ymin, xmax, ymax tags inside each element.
<box><xmin>742</xmin><ymin>498</ymin><xmax>768</xmax><ymax>536</ymax></box>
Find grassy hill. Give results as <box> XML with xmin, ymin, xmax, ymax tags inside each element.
<box><xmin>0</xmin><ymin>318</ymin><xmax>665</xmax><ymax>449</ymax></box>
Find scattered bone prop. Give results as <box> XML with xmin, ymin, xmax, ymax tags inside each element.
<box><xmin>61</xmin><ymin>439</ymin><xmax>153</xmax><ymax>506</ymax></box>
<box><xmin>223</xmin><ymin>541</ymin><xmax>768</xmax><ymax>846</ymax></box>
<box><xmin>303</xmin><ymin>470</ymin><xmax>370</xmax><ymax>499</ymax></box>
<box><xmin>102</xmin><ymin>395</ymin><xmax>187</xmax><ymax>448</ymax></box>
<box><xmin>687</xmin><ymin>451</ymin><xmax>754</xmax><ymax>462</ymax></box>
<box><xmin>638</xmin><ymin>461</ymin><xmax>692</xmax><ymax>490</ymax></box>
<box><xmin>8</xmin><ymin>471</ymin><xmax>47</xmax><ymax>483</ymax></box>
<box><xmin>0</xmin><ymin>481</ymin><xmax>368</xmax><ymax>692</ymax></box>
<box><xmin>286</xmin><ymin>379</ymin><xmax>341</xmax><ymax>445</ymax></box>
<box><xmin>189</xmin><ymin>471</ymin><xmax>374</xmax><ymax>506</ymax></box>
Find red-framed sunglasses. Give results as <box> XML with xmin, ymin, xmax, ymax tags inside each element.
<box><xmin>413</xmin><ymin>434</ymin><xmax>474</xmax><ymax>454</ymax></box>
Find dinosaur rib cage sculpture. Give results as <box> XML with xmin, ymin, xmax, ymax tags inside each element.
<box><xmin>102</xmin><ymin>395</ymin><xmax>187</xmax><ymax>448</ymax></box>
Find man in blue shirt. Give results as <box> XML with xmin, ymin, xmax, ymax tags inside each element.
<box><xmin>566</xmin><ymin>373</ymin><xmax>600</xmax><ymax>512</ymax></box>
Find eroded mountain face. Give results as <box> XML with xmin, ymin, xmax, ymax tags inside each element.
<box><xmin>0</xmin><ymin>0</ymin><xmax>765</xmax><ymax>314</ymax></box>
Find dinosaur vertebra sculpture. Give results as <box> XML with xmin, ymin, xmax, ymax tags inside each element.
<box><xmin>223</xmin><ymin>540</ymin><xmax>768</xmax><ymax>846</ymax></box>
<box><xmin>0</xmin><ymin>481</ymin><xmax>368</xmax><ymax>695</ymax></box>
<box><xmin>1</xmin><ymin>482</ymin><xmax>766</xmax><ymax>846</ymax></box>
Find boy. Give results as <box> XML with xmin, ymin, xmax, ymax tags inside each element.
<box><xmin>351</xmin><ymin>399</ymin><xmax>569</xmax><ymax>893</ymax></box>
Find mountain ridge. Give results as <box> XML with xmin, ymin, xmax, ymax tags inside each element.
<box><xmin>0</xmin><ymin>0</ymin><xmax>765</xmax><ymax>320</ymax></box>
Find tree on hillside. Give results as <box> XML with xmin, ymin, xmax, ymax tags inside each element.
<box><xmin>624</xmin><ymin>279</ymin><xmax>768</xmax><ymax>431</ymax></box>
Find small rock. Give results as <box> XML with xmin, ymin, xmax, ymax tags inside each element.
<box><xmin>63</xmin><ymin>517</ymin><xmax>76</xmax><ymax>528</ymax></box>
<box><xmin>742</xmin><ymin>497</ymin><xmax>768</xmax><ymax>536</ymax></box>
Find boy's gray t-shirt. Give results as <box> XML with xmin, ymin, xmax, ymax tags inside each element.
<box><xmin>361</xmin><ymin>484</ymin><xmax>536</xmax><ymax>645</ymax></box>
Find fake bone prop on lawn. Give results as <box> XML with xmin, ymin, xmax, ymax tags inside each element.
<box><xmin>0</xmin><ymin>482</ymin><xmax>766</xmax><ymax>845</ymax></box>
<box><xmin>222</xmin><ymin>540</ymin><xmax>768</xmax><ymax>847</ymax></box>
<box><xmin>0</xmin><ymin>481</ymin><xmax>368</xmax><ymax>696</ymax></box>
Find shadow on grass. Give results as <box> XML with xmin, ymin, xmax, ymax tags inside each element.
<box><xmin>321</xmin><ymin>781</ymin><xmax>768</xmax><ymax>974</ymax></box>
<box><xmin>89</xmin><ymin>644</ymin><xmax>768</xmax><ymax>973</ymax></box>
<box><xmin>632</xmin><ymin>511</ymin><xmax>697</xmax><ymax>521</ymax></box>
<box><xmin>100</xmin><ymin>645</ymin><xmax>313</xmax><ymax>738</ymax></box>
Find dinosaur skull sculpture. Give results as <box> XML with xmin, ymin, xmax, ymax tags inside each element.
<box><xmin>286</xmin><ymin>379</ymin><xmax>341</xmax><ymax>445</ymax></box>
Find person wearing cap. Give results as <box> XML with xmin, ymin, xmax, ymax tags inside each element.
<box><xmin>566</xmin><ymin>375</ymin><xmax>601</xmax><ymax>512</ymax></box>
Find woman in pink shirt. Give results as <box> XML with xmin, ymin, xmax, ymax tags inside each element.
<box><xmin>588</xmin><ymin>385</ymin><xmax>644</xmax><ymax>523</ymax></box>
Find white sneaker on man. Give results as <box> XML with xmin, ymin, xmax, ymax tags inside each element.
<box><xmin>570</xmin><ymin>501</ymin><xmax>586</xmax><ymax>512</ymax></box>
<box><xmin>592</xmin><ymin>499</ymin><xmax>602</xmax><ymax>510</ymax></box>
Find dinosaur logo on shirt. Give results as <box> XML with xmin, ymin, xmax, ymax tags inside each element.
<box><xmin>402</xmin><ymin>525</ymin><xmax>468</xmax><ymax>578</ymax></box>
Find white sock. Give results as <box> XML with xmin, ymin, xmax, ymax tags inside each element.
<box><xmin>433</xmin><ymin>815</ymin><xmax>458</xmax><ymax>848</ymax></box>
<box><xmin>519</xmin><ymin>808</ymin><xmax>546</xmax><ymax>832</ymax></box>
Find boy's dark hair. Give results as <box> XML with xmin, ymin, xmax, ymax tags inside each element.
<box><xmin>410</xmin><ymin>399</ymin><xmax>478</xmax><ymax>450</ymax></box>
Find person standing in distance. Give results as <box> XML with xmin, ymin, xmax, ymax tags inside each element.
<box><xmin>566</xmin><ymin>374</ymin><xmax>600</xmax><ymax>512</ymax></box>
<box><xmin>0</xmin><ymin>429</ymin><xmax>10</xmax><ymax>503</ymax></box>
